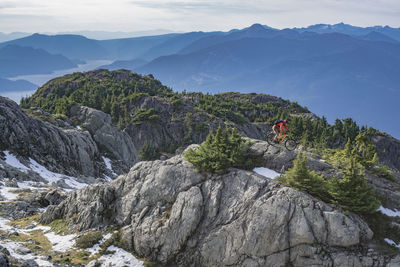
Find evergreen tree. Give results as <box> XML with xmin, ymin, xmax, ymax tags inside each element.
<box><xmin>278</xmin><ymin>152</ymin><xmax>329</xmax><ymax>201</ymax></box>
<box><xmin>184</xmin><ymin>126</ymin><xmax>262</xmax><ymax>174</ymax></box>
<box><xmin>328</xmin><ymin>157</ymin><xmax>380</xmax><ymax>214</ymax></box>
<box><xmin>138</xmin><ymin>142</ymin><xmax>159</xmax><ymax>161</ymax></box>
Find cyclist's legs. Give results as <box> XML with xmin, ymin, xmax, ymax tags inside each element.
<box><xmin>272</xmin><ymin>126</ymin><xmax>280</xmax><ymax>140</ymax></box>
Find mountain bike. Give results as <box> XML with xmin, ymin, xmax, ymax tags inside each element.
<box><xmin>266</xmin><ymin>132</ymin><xmax>298</xmax><ymax>151</ymax></box>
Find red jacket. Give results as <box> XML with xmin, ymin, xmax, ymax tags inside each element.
<box><xmin>274</xmin><ymin>121</ymin><xmax>289</xmax><ymax>133</ymax></box>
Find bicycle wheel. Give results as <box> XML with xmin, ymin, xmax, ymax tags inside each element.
<box><xmin>266</xmin><ymin>132</ymin><xmax>276</xmax><ymax>145</ymax></box>
<box><xmin>285</xmin><ymin>139</ymin><xmax>297</xmax><ymax>151</ymax></box>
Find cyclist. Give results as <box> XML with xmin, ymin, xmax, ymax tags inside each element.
<box><xmin>272</xmin><ymin>119</ymin><xmax>289</xmax><ymax>142</ymax></box>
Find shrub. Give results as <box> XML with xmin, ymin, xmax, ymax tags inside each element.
<box><xmin>184</xmin><ymin>126</ymin><xmax>263</xmax><ymax>174</ymax></box>
<box><xmin>324</xmin><ymin>135</ymin><xmax>396</xmax><ymax>183</ymax></box>
<box><xmin>75</xmin><ymin>231</ymin><xmax>103</xmax><ymax>249</ymax></box>
<box><xmin>138</xmin><ymin>142</ymin><xmax>159</xmax><ymax>161</ymax></box>
<box><xmin>131</xmin><ymin>108</ymin><xmax>161</xmax><ymax>125</ymax></box>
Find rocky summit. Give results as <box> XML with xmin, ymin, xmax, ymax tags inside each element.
<box><xmin>1</xmin><ymin>70</ymin><xmax>400</xmax><ymax>266</ymax></box>
<box><xmin>40</xmin><ymin>143</ymin><xmax>400</xmax><ymax>266</ymax></box>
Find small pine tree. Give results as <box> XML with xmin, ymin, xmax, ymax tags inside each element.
<box><xmin>138</xmin><ymin>142</ymin><xmax>159</xmax><ymax>161</ymax></box>
<box><xmin>184</xmin><ymin>126</ymin><xmax>262</xmax><ymax>174</ymax></box>
<box><xmin>328</xmin><ymin>157</ymin><xmax>380</xmax><ymax>214</ymax></box>
<box><xmin>278</xmin><ymin>152</ymin><xmax>329</xmax><ymax>201</ymax></box>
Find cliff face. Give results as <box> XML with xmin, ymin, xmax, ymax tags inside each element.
<box><xmin>69</xmin><ymin>105</ymin><xmax>138</xmax><ymax>173</ymax></box>
<box><xmin>372</xmin><ymin>134</ymin><xmax>400</xmax><ymax>171</ymax></box>
<box><xmin>0</xmin><ymin>96</ymin><xmax>141</xmax><ymax>187</ymax></box>
<box><xmin>122</xmin><ymin>94</ymin><xmax>271</xmax><ymax>150</ymax></box>
<box><xmin>40</xmin><ymin>143</ymin><xmax>400</xmax><ymax>266</ymax></box>
<box><xmin>0</xmin><ymin>96</ymin><xmax>101</xmax><ymax>179</ymax></box>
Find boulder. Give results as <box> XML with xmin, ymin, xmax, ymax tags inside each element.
<box><xmin>0</xmin><ymin>252</ymin><xmax>9</xmax><ymax>267</ymax></box>
<box><xmin>69</xmin><ymin>105</ymin><xmax>138</xmax><ymax>173</ymax></box>
<box><xmin>41</xmin><ymin>153</ymin><xmax>384</xmax><ymax>266</ymax></box>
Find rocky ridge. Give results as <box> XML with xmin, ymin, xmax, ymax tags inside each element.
<box><xmin>40</xmin><ymin>142</ymin><xmax>400</xmax><ymax>266</ymax></box>
<box><xmin>0</xmin><ymin>96</ymin><xmax>138</xmax><ymax>188</ymax></box>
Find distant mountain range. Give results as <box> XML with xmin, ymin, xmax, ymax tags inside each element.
<box><xmin>0</xmin><ymin>32</ymin><xmax>30</xmax><ymax>42</ymax></box>
<box><xmin>0</xmin><ymin>34</ymin><xmax>108</xmax><ymax>60</ymax></box>
<box><xmin>0</xmin><ymin>45</ymin><xmax>77</xmax><ymax>77</ymax></box>
<box><xmin>294</xmin><ymin>23</ymin><xmax>400</xmax><ymax>41</ymax></box>
<box><xmin>0</xmin><ymin>23</ymin><xmax>399</xmax><ymax>138</ymax></box>
<box><xmin>134</xmin><ymin>24</ymin><xmax>400</xmax><ymax>137</ymax></box>
<box><xmin>0</xmin><ymin>77</ymin><xmax>37</xmax><ymax>92</ymax></box>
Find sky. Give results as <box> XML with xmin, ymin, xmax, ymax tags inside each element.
<box><xmin>0</xmin><ymin>0</ymin><xmax>400</xmax><ymax>34</ymax></box>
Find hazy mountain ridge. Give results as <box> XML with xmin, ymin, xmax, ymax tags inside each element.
<box><xmin>0</xmin><ymin>44</ymin><xmax>77</xmax><ymax>77</ymax></box>
<box><xmin>134</xmin><ymin>26</ymin><xmax>400</xmax><ymax>138</ymax></box>
<box><xmin>0</xmin><ymin>78</ymin><xmax>37</xmax><ymax>92</ymax></box>
<box><xmin>293</xmin><ymin>22</ymin><xmax>400</xmax><ymax>41</ymax></box>
<box><xmin>1</xmin><ymin>23</ymin><xmax>400</xmax><ymax>138</ymax></box>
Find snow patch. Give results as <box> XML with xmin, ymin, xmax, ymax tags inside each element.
<box><xmin>44</xmin><ymin>232</ymin><xmax>76</xmax><ymax>252</ymax></box>
<box><xmin>0</xmin><ymin>186</ymin><xmax>19</xmax><ymax>201</ymax></box>
<box><xmin>379</xmin><ymin>206</ymin><xmax>400</xmax><ymax>217</ymax></box>
<box><xmin>253</xmin><ymin>167</ymin><xmax>281</xmax><ymax>179</ymax></box>
<box><xmin>28</xmin><ymin>158</ymin><xmax>87</xmax><ymax>189</ymax></box>
<box><xmin>103</xmin><ymin>156</ymin><xmax>117</xmax><ymax>176</ymax></box>
<box><xmin>384</xmin><ymin>238</ymin><xmax>400</xmax><ymax>248</ymax></box>
<box><xmin>0</xmin><ymin>217</ymin><xmax>50</xmax><ymax>234</ymax></box>
<box><xmin>2</xmin><ymin>150</ymin><xmax>88</xmax><ymax>190</ymax></box>
<box><xmin>0</xmin><ymin>241</ymin><xmax>53</xmax><ymax>266</ymax></box>
<box><xmin>0</xmin><ymin>217</ymin><xmax>53</xmax><ymax>266</ymax></box>
<box><xmin>4</xmin><ymin>151</ymin><xmax>29</xmax><ymax>172</ymax></box>
<box><xmin>87</xmin><ymin>233</ymin><xmax>113</xmax><ymax>256</ymax></box>
<box><xmin>97</xmin><ymin>245</ymin><xmax>143</xmax><ymax>267</ymax></box>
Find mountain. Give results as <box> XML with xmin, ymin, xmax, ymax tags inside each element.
<box><xmin>138</xmin><ymin>31</ymin><xmax>225</xmax><ymax>61</ymax></box>
<box><xmin>136</xmin><ymin>27</ymin><xmax>400</xmax><ymax>139</ymax></box>
<box><xmin>21</xmin><ymin>69</ymin><xmax>400</xmax><ymax>171</ymax></box>
<box><xmin>358</xmin><ymin>31</ymin><xmax>399</xmax><ymax>43</ymax></box>
<box><xmin>179</xmin><ymin>23</ymin><xmax>279</xmax><ymax>55</ymax></box>
<box><xmin>0</xmin><ymin>33</ymin><xmax>108</xmax><ymax>60</ymax></box>
<box><xmin>294</xmin><ymin>22</ymin><xmax>400</xmax><ymax>41</ymax></box>
<box><xmin>0</xmin><ymin>78</ymin><xmax>38</xmax><ymax>92</ymax></box>
<box><xmin>0</xmin><ymin>32</ymin><xmax>30</xmax><ymax>42</ymax></box>
<box><xmin>99</xmin><ymin>58</ymin><xmax>149</xmax><ymax>71</ymax></box>
<box><xmin>57</xmin><ymin>29</ymin><xmax>174</xmax><ymax>40</ymax></box>
<box><xmin>99</xmin><ymin>33</ymin><xmax>180</xmax><ymax>60</ymax></box>
<box><xmin>2</xmin><ymin>70</ymin><xmax>400</xmax><ymax>266</ymax></box>
<box><xmin>0</xmin><ymin>44</ymin><xmax>77</xmax><ymax>77</ymax></box>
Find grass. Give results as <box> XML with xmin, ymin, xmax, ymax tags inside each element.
<box><xmin>156</xmin><ymin>208</ymin><xmax>171</xmax><ymax>225</ymax></box>
<box><xmin>26</xmin><ymin>230</ymin><xmax>52</xmax><ymax>252</ymax></box>
<box><xmin>47</xmin><ymin>219</ymin><xmax>75</xmax><ymax>235</ymax></box>
<box><xmin>8</xmin><ymin>214</ymin><xmax>41</xmax><ymax>228</ymax></box>
<box><xmin>75</xmin><ymin>231</ymin><xmax>103</xmax><ymax>249</ymax></box>
<box><xmin>51</xmin><ymin>249</ymin><xmax>96</xmax><ymax>265</ymax></box>
<box><xmin>22</xmin><ymin>108</ymin><xmax>57</xmax><ymax>125</ymax></box>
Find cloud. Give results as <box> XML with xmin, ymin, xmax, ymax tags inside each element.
<box><xmin>129</xmin><ymin>0</ymin><xmax>290</xmax><ymax>14</ymax></box>
<box><xmin>0</xmin><ymin>0</ymin><xmax>399</xmax><ymax>33</ymax></box>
